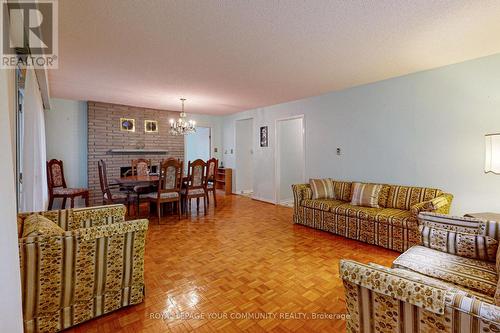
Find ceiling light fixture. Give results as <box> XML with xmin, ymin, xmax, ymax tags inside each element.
<box><xmin>169</xmin><ymin>98</ymin><xmax>196</xmax><ymax>136</ymax></box>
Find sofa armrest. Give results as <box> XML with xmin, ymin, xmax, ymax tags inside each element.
<box><xmin>292</xmin><ymin>184</ymin><xmax>312</xmax><ymax>207</ymax></box>
<box><xmin>447</xmin><ymin>293</ymin><xmax>500</xmax><ymax>324</ymax></box>
<box><xmin>340</xmin><ymin>259</ymin><xmax>451</xmax><ymax>314</ymax></box>
<box><xmin>411</xmin><ymin>193</ymin><xmax>453</xmax><ymax>216</ymax></box>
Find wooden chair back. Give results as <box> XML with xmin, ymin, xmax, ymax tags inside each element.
<box><xmin>47</xmin><ymin>159</ymin><xmax>67</xmax><ymax>192</ymax></box>
<box><xmin>131</xmin><ymin>159</ymin><xmax>151</xmax><ymax>176</ymax></box>
<box><xmin>187</xmin><ymin>159</ymin><xmax>206</xmax><ymax>190</ymax></box>
<box><xmin>206</xmin><ymin>158</ymin><xmax>218</xmax><ymax>183</ymax></box>
<box><xmin>98</xmin><ymin>160</ymin><xmax>112</xmax><ymax>200</ymax></box>
<box><xmin>158</xmin><ymin>159</ymin><xmax>183</xmax><ymax>195</ymax></box>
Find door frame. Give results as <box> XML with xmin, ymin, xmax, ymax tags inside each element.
<box><xmin>274</xmin><ymin>115</ymin><xmax>305</xmax><ymax>205</ymax></box>
<box><xmin>234</xmin><ymin>117</ymin><xmax>254</xmax><ymax>194</ymax></box>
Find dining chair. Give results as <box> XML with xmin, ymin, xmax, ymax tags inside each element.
<box><xmin>47</xmin><ymin>159</ymin><xmax>89</xmax><ymax>210</ymax></box>
<box><xmin>131</xmin><ymin>159</ymin><xmax>152</xmax><ymax>176</ymax></box>
<box><xmin>146</xmin><ymin>159</ymin><xmax>183</xmax><ymax>221</ymax></box>
<box><xmin>205</xmin><ymin>158</ymin><xmax>218</xmax><ymax>206</ymax></box>
<box><xmin>98</xmin><ymin>160</ymin><xmax>134</xmax><ymax>214</ymax></box>
<box><xmin>181</xmin><ymin>159</ymin><xmax>207</xmax><ymax>215</ymax></box>
<box><xmin>131</xmin><ymin>158</ymin><xmax>154</xmax><ymax>215</ymax></box>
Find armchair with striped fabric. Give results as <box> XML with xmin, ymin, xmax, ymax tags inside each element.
<box><xmin>17</xmin><ymin>204</ymin><xmax>148</xmax><ymax>333</ymax></box>
<box><xmin>340</xmin><ymin>212</ymin><xmax>500</xmax><ymax>332</ymax></box>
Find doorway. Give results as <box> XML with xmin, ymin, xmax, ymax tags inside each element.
<box><xmin>185</xmin><ymin>126</ymin><xmax>211</xmax><ymax>169</ymax></box>
<box><xmin>276</xmin><ymin>116</ymin><xmax>305</xmax><ymax>205</ymax></box>
<box><xmin>235</xmin><ymin>118</ymin><xmax>253</xmax><ymax>194</ymax></box>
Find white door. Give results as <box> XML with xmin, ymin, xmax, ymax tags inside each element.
<box><xmin>185</xmin><ymin>127</ymin><xmax>211</xmax><ymax>168</ymax></box>
<box><xmin>235</xmin><ymin>118</ymin><xmax>253</xmax><ymax>194</ymax></box>
<box><xmin>276</xmin><ymin>117</ymin><xmax>304</xmax><ymax>204</ymax></box>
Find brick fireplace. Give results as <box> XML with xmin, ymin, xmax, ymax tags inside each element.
<box><xmin>87</xmin><ymin>101</ymin><xmax>184</xmax><ymax>205</ymax></box>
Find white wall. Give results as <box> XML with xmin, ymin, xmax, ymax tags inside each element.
<box><xmin>189</xmin><ymin>113</ymin><xmax>223</xmax><ymax>161</ymax></box>
<box><xmin>222</xmin><ymin>53</ymin><xmax>500</xmax><ymax>215</ymax></box>
<box><xmin>185</xmin><ymin>126</ymin><xmax>211</xmax><ymax>166</ymax></box>
<box><xmin>45</xmin><ymin>99</ymin><xmax>88</xmax><ymax>188</ymax></box>
<box><xmin>278</xmin><ymin>117</ymin><xmax>304</xmax><ymax>203</ymax></box>
<box><xmin>0</xmin><ymin>68</ymin><xmax>24</xmax><ymax>332</ymax></box>
<box><xmin>235</xmin><ymin>118</ymin><xmax>254</xmax><ymax>193</ymax></box>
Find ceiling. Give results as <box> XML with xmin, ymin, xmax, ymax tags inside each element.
<box><xmin>50</xmin><ymin>0</ymin><xmax>500</xmax><ymax>115</ymax></box>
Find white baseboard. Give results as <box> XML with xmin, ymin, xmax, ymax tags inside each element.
<box><xmin>251</xmin><ymin>195</ymin><xmax>276</xmax><ymax>205</ymax></box>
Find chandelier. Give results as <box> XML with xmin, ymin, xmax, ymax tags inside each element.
<box><xmin>169</xmin><ymin>98</ymin><xmax>196</xmax><ymax>135</ymax></box>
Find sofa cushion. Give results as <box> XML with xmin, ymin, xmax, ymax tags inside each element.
<box><xmin>393</xmin><ymin>245</ymin><xmax>498</xmax><ymax>297</ymax></box>
<box><xmin>420</xmin><ymin>225</ymin><xmax>498</xmax><ymax>262</ymax></box>
<box><xmin>386</xmin><ymin>185</ymin><xmax>442</xmax><ymax>210</ymax></box>
<box><xmin>350</xmin><ymin>182</ymin><xmax>383</xmax><ymax>208</ymax></box>
<box><xmin>22</xmin><ymin>214</ymin><xmax>65</xmax><ymax>238</ymax></box>
<box><xmin>332</xmin><ymin>180</ymin><xmax>352</xmax><ymax>202</ymax></box>
<box><xmin>371</xmin><ymin>208</ymin><xmax>417</xmax><ymax>228</ymax></box>
<box><xmin>309</xmin><ymin>178</ymin><xmax>335</xmax><ymax>199</ymax></box>
<box><xmin>377</xmin><ymin>185</ymin><xmax>391</xmax><ymax>208</ymax></box>
<box><xmin>301</xmin><ymin>199</ymin><xmax>345</xmax><ymax>212</ymax></box>
<box><xmin>333</xmin><ymin>204</ymin><xmax>384</xmax><ymax>219</ymax></box>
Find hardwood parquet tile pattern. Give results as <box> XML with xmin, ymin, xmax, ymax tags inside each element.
<box><xmin>65</xmin><ymin>194</ymin><xmax>398</xmax><ymax>333</ymax></box>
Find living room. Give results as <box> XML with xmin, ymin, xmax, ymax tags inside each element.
<box><xmin>1</xmin><ymin>1</ymin><xmax>500</xmax><ymax>332</ymax></box>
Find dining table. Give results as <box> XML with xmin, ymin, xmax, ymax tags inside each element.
<box><xmin>114</xmin><ymin>174</ymin><xmax>193</xmax><ymax>216</ymax></box>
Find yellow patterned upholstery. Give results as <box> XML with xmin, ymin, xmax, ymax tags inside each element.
<box><xmin>393</xmin><ymin>246</ymin><xmax>498</xmax><ymax>296</ymax></box>
<box><xmin>332</xmin><ymin>180</ymin><xmax>352</xmax><ymax>202</ymax></box>
<box><xmin>341</xmin><ymin>211</ymin><xmax>500</xmax><ymax>332</ymax></box>
<box><xmin>18</xmin><ymin>204</ymin><xmax>148</xmax><ymax>333</ymax></box>
<box><xmin>293</xmin><ymin>182</ymin><xmax>453</xmax><ymax>252</ymax></box>
<box><xmin>386</xmin><ymin>185</ymin><xmax>442</xmax><ymax>210</ymax></box>
<box><xmin>300</xmin><ymin>199</ymin><xmax>345</xmax><ymax>211</ymax></box>
<box><xmin>340</xmin><ymin>260</ymin><xmax>500</xmax><ymax>333</ymax></box>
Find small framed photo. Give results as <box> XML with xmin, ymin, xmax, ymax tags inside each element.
<box><xmin>120</xmin><ymin>118</ymin><xmax>135</xmax><ymax>132</ymax></box>
<box><xmin>145</xmin><ymin>120</ymin><xmax>158</xmax><ymax>133</ymax></box>
<box><xmin>260</xmin><ymin>126</ymin><xmax>268</xmax><ymax>147</ymax></box>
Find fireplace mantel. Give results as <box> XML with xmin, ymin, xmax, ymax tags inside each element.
<box><xmin>107</xmin><ymin>149</ymin><xmax>168</xmax><ymax>155</ymax></box>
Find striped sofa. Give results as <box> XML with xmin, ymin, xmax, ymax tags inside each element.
<box><xmin>17</xmin><ymin>204</ymin><xmax>148</xmax><ymax>333</ymax></box>
<box><xmin>292</xmin><ymin>180</ymin><xmax>453</xmax><ymax>252</ymax></box>
<box><xmin>340</xmin><ymin>213</ymin><xmax>500</xmax><ymax>332</ymax></box>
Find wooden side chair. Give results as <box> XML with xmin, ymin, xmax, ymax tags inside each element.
<box><xmin>131</xmin><ymin>159</ymin><xmax>153</xmax><ymax>215</ymax></box>
<box><xmin>146</xmin><ymin>159</ymin><xmax>183</xmax><ymax>221</ymax></box>
<box><xmin>131</xmin><ymin>159</ymin><xmax>152</xmax><ymax>176</ymax></box>
<box><xmin>205</xmin><ymin>158</ymin><xmax>218</xmax><ymax>206</ymax></box>
<box><xmin>98</xmin><ymin>160</ymin><xmax>134</xmax><ymax>214</ymax></box>
<box><xmin>181</xmin><ymin>159</ymin><xmax>207</xmax><ymax>215</ymax></box>
<box><xmin>47</xmin><ymin>159</ymin><xmax>89</xmax><ymax>210</ymax></box>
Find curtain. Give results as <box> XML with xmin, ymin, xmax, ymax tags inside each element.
<box><xmin>20</xmin><ymin>68</ymin><xmax>48</xmax><ymax>212</ymax></box>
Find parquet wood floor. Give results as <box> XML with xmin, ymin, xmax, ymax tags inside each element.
<box><xmin>66</xmin><ymin>193</ymin><xmax>398</xmax><ymax>333</ymax></box>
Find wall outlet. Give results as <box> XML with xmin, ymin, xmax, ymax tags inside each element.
<box><xmin>336</xmin><ymin>147</ymin><xmax>341</xmax><ymax>155</ymax></box>
<box><xmin>214</xmin><ymin>147</ymin><xmax>218</xmax><ymax>153</ymax></box>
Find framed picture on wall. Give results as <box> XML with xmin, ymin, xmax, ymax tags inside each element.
<box><xmin>120</xmin><ymin>118</ymin><xmax>135</xmax><ymax>132</ymax></box>
<box><xmin>145</xmin><ymin>120</ymin><xmax>158</xmax><ymax>133</ymax></box>
<box><xmin>260</xmin><ymin>126</ymin><xmax>268</xmax><ymax>147</ymax></box>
